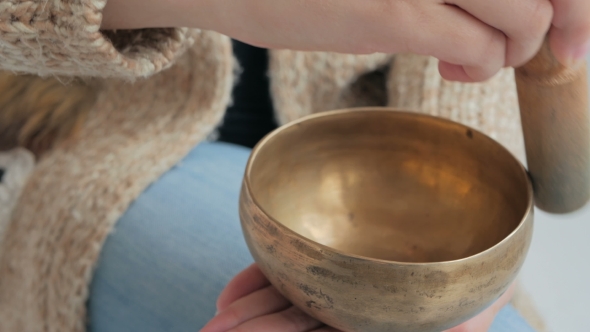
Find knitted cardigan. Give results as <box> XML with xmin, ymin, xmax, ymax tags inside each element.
<box><xmin>0</xmin><ymin>1</ymin><xmax>544</xmax><ymax>331</ymax></box>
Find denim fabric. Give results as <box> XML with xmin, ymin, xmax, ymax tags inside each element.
<box><xmin>87</xmin><ymin>141</ymin><xmax>537</xmax><ymax>332</ymax></box>
<box><xmin>491</xmin><ymin>305</ymin><xmax>537</xmax><ymax>332</ymax></box>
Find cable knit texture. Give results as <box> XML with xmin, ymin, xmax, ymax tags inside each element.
<box><xmin>0</xmin><ymin>30</ymin><xmax>234</xmax><ymax>332</ymax></box>
<box><xmin>0</xmin><ymin>4</ymin><xmax>541</xmax><ymax>330</ymax></box>
<box><xmin>269</xmin><ymin>51</ymin><xmax>393</xmax><ymax>124</ymax></box>
<box><xmin>0</xmin><ymin>0</ymin><xmax>192</xmax><ymax>78</ymax></box>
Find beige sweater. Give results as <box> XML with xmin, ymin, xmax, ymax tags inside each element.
<box><xmin>0</xmin><ymin>1</ymin><xmax>544</xmax><ymax>331</ymax></box>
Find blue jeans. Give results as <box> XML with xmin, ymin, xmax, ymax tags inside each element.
<box><xmin>87</xmin><ymin>141</ymin><xmax>536</xmax><ymax>332</ymax></box>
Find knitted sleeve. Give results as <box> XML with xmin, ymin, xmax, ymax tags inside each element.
<box><xmin>0</xmin><ymin>0</ymin><xmax>194</xmax><ymax>79</ymax></box>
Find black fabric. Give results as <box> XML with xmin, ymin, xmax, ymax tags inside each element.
<box><xmin>217</xmin><ymin>40</ymin><xmax>278</xmax><ymax>148</ymax></box>
<box><xmin>0</xmin><ymin>168</ymin><xmax>4</xmax><ymax>182</ymax></box>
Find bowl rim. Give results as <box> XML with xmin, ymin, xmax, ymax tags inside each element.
<box><xmin>243</xmin><ymin>107</ymin><xmax>535</xmax><ymax>266</ymax></box>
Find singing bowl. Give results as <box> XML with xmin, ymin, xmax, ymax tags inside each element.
<box><xmin>239</xmin><ymin>108</ymin><xmax>534</xmax><ymax>332</ymax></box>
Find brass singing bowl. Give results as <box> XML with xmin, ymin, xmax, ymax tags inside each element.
<box><xmin>239</xmin><ymin>108</ymin><xmax>534</xmax><ymax>332</ymax></box>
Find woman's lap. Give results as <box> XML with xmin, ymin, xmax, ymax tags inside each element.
<box><xmin>87</xmin><ymin>141</ymin><xmax>254</xmax><ymax>332</ymax></box>
<box><xmin>492</xmin><ymin>305</ymin><xmax>537</xmax><ymax>332</ymax></box>
<box><xmin>87</xmin><ymin>141</ymin><xmax>536</xmax><ymax>332</ymax></box>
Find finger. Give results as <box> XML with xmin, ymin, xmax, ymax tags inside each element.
<box><xmin>447</xmin><ymin>0</ymin><xmax>553</xmax><ymax>67</ymax></box>
<box><xmin>444</xmin><ymin>282</ymin><xmax>517</xmax><ymax>332</ymax></box>
<box><xmin>401</xmin><ymin>4</ymin><xmax>507</xmax><ymax>81</ymax></box>
<box><xmin>216</xmin><ymin>263</ymin><xmax>270</xmax><ymax>311</ymax></box>
<box><xmin>549</xmin><ymin>0</ymin><xmax>590</xmax><ymax>64</ymax></box>
<box><xmin>202</xmin><ymin>285</ymin><xmax>291</xmax><ymax>332</ymax></box>
<box><xmin>227</xmin><ymin>306</ymin><xmax>324</xmax><ymax>332</ymax></box>
<box><xmin>438</xmin><ymin>61</ymin><xmax>475</xmax><ymax>82</ymax></box>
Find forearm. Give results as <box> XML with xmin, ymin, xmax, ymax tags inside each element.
<box><xmin>99</xmin><ymin>0</ymin><xmax>590</xmax><ymax>83</ymax></box>
<box><xmin>100</xmin><ymin>0</ymin><xmax>223</xmax><ymax>31</ymax></box>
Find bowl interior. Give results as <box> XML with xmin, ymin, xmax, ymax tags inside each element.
<box><xmin>247</xmin><ymin>110</ymin><xmax>531</xmax><ymax>263</ymax></box>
